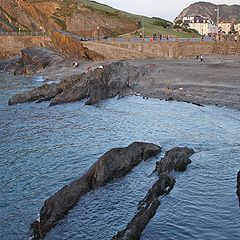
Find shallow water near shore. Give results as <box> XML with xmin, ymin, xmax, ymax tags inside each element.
<box><xmin>0</xmin><ymin>73</ymin><xmax>240</xmax><ymax>240</ymax></box>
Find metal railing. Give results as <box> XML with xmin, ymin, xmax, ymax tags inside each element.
<box><xmin>0</xmin><ymin>31</ymin><xmax>48</xmax><ymax>36</ymax></box>
<box><xmin>91</xmin><ymin>37</ymin><xmax>216</xmax><ymax>43</ymax></box>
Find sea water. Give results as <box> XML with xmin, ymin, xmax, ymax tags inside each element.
<box><xmin>0</xmin><ymin>73</ymin><xmax>239</xmax><ymax>240</ymax></box>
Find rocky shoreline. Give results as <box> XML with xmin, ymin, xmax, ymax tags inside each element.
<box><xmin>1</xmin><ymin>47</ymin><xmax>239</xmax><ymax>239</ymax></box>
<box><xmin>3</xmin><ymin>47</ymin><xmax>240</xmax><ymax>110</ymax></box>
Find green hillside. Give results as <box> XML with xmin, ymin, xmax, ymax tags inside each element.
<box><xmin>80</xmin><ymin>0</ymin><xmax>198</xmax><ymax>38</ymax></box>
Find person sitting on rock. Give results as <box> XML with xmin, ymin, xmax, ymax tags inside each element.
<box><xmin>179</xmin><ymin>86</ymin><xmax>183</xmax><ymax>94</ymax></box>
<box><xmin>165</xmin><ymin>87</ymin><xmax>172</xmax><ymax>96</ymax></box>
<box><xmin>72</xmin><ymin>61</ymin><xmax>79</xmax><ymax>68</ymax></box>
<box><xmin>86</xmin><ymin>66</ymin><xmax>92</xmax><ymax>71</ymax></box>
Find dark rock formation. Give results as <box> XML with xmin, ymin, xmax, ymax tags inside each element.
<box><xmin>113</xmin><ymin>173</ymin><xmax>175</xmax><ymax>240</ymax></box>
<box><xmin>237</xmin><ymin>170</ymin><xmax>240</xmax><ymax>205</ymax></box>
<box><xmin>31</xmin><ymin>142</ymin><xmax>161</xmax><ymax>239</ymax></box>
<box><xmin>8</xmin><ymin>83</ymin><xmax>62</xmax><ymax>106</ymax></box>
<box><xmin>0</xmin><ymin>57</ymin><xmax>20</xmax><ymax>72</ymax></box>
<box><xmin>155</xmin><ymin>147</ymin><xmax>195</xmax><ymax>174</ymax></box>
<box><xmin>113</xmin><ymin>147</ymin><xmax>195</xmax><ymax>240</ymax></box>
<box><xmin>13</xmin><ymin>47</ymin><xmax>64</xmax><ymax>75</ymax></box>
<box><xmin>9</xmin><ymin>61</ymin><xmax>144</xmax><ymax>106</ymax></box>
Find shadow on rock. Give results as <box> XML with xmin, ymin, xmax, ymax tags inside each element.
<box><xmin>113</xmin><ymin>146</ymin><xmax>195</xmax><ymax>240</ymax></box>
<box><xmin>13</xmin><ymin>47</ymin><xmax>64</xmax><ymax>76</ymax></box>
<box><xmin>31</xmin><ymin>142</ymin><xmax>161</xmax><ymax>239</ymax></box>
<box><xmin>237</xmin><ymin>170</ymin><xmax>240</xmax><ymax>206</ymax></box>
<box><xmin>9</xmin><ymin>61</ymin><xmax>145</xmax><ymax>106</ymax></box>
<box><xmin>113</xmin><ymin>173</ymin><xmax>175</xmax><ymax>240</ymax></box>
<box><xmin>155</xmin><ymin>147</ymin><xmax>195</xmax><ymax>174</ymax></box>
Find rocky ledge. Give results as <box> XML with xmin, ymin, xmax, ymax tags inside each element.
<box><xmin>9</xmin><ymin>61</ymin><xmax>145</xmax><ymax>106</ymax></box>
<box><xmin>13</xmin><ymin>47</ymin><xmax>64</xmax><ymax>75</ymax></box>
<box><xmin>113</xmin><ymin>146</ymin><xmax>195</xmax><ymax>240</ymax></box>
<box><xmin>237</xmin><ymin>171</ymin><xmax>240</xmax><ymax>206</ymax></box>
<box><xmin>31</xmin><ymin>142</ymin><xmax>161</xmax><ymax>239</ymax></box>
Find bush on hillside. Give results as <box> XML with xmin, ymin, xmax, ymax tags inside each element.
<box><xmin>153</xmin><ymin>20</ymin><xmax>171</xmax><ymax>28</ymax></box>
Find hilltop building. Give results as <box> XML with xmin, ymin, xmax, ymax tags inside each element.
<box><xmin>234</xmin><ymin>23</ymin><xmax>240</xmax><ymax>34</ymax></box>
<box><xmin>218</xmin><ymin>22</ymin><xmax>232</xmax><ymax>34</ymax></box>
<box><xmin>182</xmin><ymin>15</ymin><xmax>218</xmax><ymax>35</ymax></box>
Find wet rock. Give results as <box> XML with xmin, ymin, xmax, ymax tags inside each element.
<box><xmin>13</xmin><ymin>47</ymin><xmax>64</xmax><ymax>75</ymax></box>
<box><xmin>9</xmin><ymin>61</ymin><xmax>142</xmax><ymax>106</ymax></box>
<box><xmin>166</xmin><ymin>96</ymin><xmax>174</xmax><ymax>101</ymax></box>
<box><xmin>0</xmin><ymin>57</ymin><xmax>20</xmax><ymax>72</ymax></box>
<box><xmin>32</xmin><ymin>142</ymin><xmax>161</xmax><ymax>239</ymax></box>
<box><xmin>191</xmin><ymin>102</ymin><xmax>204</xmax><ymax>107</ymax></box>
<box><xmin>51</xmin><ymin>61</ymin><xmax>137</xmax><ymax>106</ymax></box>
<box><xmin>237</xmin><ymin>170</ymin><xmax>240</xmax><ymax>205</ymax></box>
<box><xmin>113</xmin><ymin>147</ymin><xmax>195</xmax><ymax>240</ymax></box>
<box><xmin>113</xmin><ymin>173</ymin><xmax>175</xmax><ymax>240</ymax></box>
<box><xmin>8</xmin><ymin>83</ymin><xmax>62</xmax><ymax>106</ymax></box>
<box><xmin>155</xmin><ymin>147</ymin><xmax>195</xmax><ymax>174</ymax></box>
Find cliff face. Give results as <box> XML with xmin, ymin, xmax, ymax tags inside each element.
<box><xmin>0</xmin><ymin>0</ymin><xmax>138</xmax><ymax>36</ymax></box>
<box><xmin>175</xmin><ymin>1</ymin><xmax>240</xmax><ymax>24</ymax></box>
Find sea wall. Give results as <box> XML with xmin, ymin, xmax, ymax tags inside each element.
<box><xmin>83</xmin><ymin>40</ymin><xmax>240</xmax><ymax>60</ymax></box>
<box><xmin>0</xmin><ymin>36</ymin><xmax>51</xmax><ymax>59</ymax></box>
<box><xmin>1</xmin><ymin>34</ymin><xmax>240</xmax><ymax>60</ymax></box>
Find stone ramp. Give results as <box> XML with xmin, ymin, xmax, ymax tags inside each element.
<box><xmin>83</xmin><ymin>41</ymin><xmax>151</xmax><ymax>60</ymax></box>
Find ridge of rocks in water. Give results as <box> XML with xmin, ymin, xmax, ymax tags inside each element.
<box><xmin>31</xmin><ymin>142</ymin><xmax>161</xmax><ymax>240</ymax></box>
<box><xmin>113</xmin><ymin>147</ymin><xmax>195</xmax><ymax>240</ymax></box>
<box><xmin>237</xmin><ymin>171</ymin><xmax>240</xmax><ymax>206</ymax></box>
<box><xmin>8</xmin><ymin>61</ymin><xmax>147</xmax><ymax>106</ymax></box>
<box><xmin>155</xmin><ymin>146</ymin><xmax>195</xmax><ymax>174</ymax></box>
<box><xmin>113</xmin><ymin>173</ymin><xmax>175</xmax><ymax>240</ymax></box>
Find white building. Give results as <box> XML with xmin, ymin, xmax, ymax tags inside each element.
<box><xmin>218</xmin><ymin>22</ymin><xmax>232</xmax><ymax>34</ymax></box>
<box><xmin>234</xmin><ymin>23</ymin><xmax>240</xmax><ymax>34</ymax></box>
<box><xmin>182</xmin><ymin>15</ymin><xmax>218</xmax><ymax>35</ymax></box>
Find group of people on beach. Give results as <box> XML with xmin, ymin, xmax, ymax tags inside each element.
<box><xmin>165</xmin><ymin>86</ymin><xmax>184</xmax><ymax>96</ymax></box>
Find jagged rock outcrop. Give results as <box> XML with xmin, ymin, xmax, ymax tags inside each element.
<box><xmin>8</xmin><ymin>83</ymin><xmax>62</xmax><ymax>106</ymax></box>
<box><xmin>113</xmin><ymin>147</ymin><xmax>195</xmax><ymax>240</ymax></box>
<box><xmin>13</xmin><ymin>47</ymin><xmax>64</xmax><ymax>75</ymax></box>
<box><xmin>31</xmin><ymin>142</ymin><xmax>161</xmax><ymax>239</ymax></box>
<box><xmin>50</xmin><ymin>32</ymin><xmax>105</xmax><ymax>61</ymax></box>
<box><xmin>237</xmin><ymin>170</ymin><xmax>240</xmax><ymax>205</ymax></box>
<box><xmin>113</xmin><ymin>173</ymin><xmax>175</xmax><ymax>240</ymax></box>
<box><xmin>0</xmin><ymin>57</ymin><xmax>20</xmax><ymax>72</ymax></box>
<box><xmin>9</xmin><ymin>61</ymin><xmax>145</xmax><ymax>106</ymax></box>
<box><xmin>155</xmin><ymin>147</ymin><xmax>195</xmax><ymax>174</ymax></box>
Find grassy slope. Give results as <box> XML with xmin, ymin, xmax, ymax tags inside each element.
<box><xmin>76</xmin><ymin>0</ymin><xmax>196</xmax><ymax>38</ymax></box>
<box><xmin>4</xmin><ymin>0</ymin><xmax>196</xmax><ymax>38</ymax></box>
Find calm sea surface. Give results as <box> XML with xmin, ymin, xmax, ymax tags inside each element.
<box><xmin>0</xmin><ymin>73</ymin><xmax>239</xmax><ymax>240</ymax></box>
